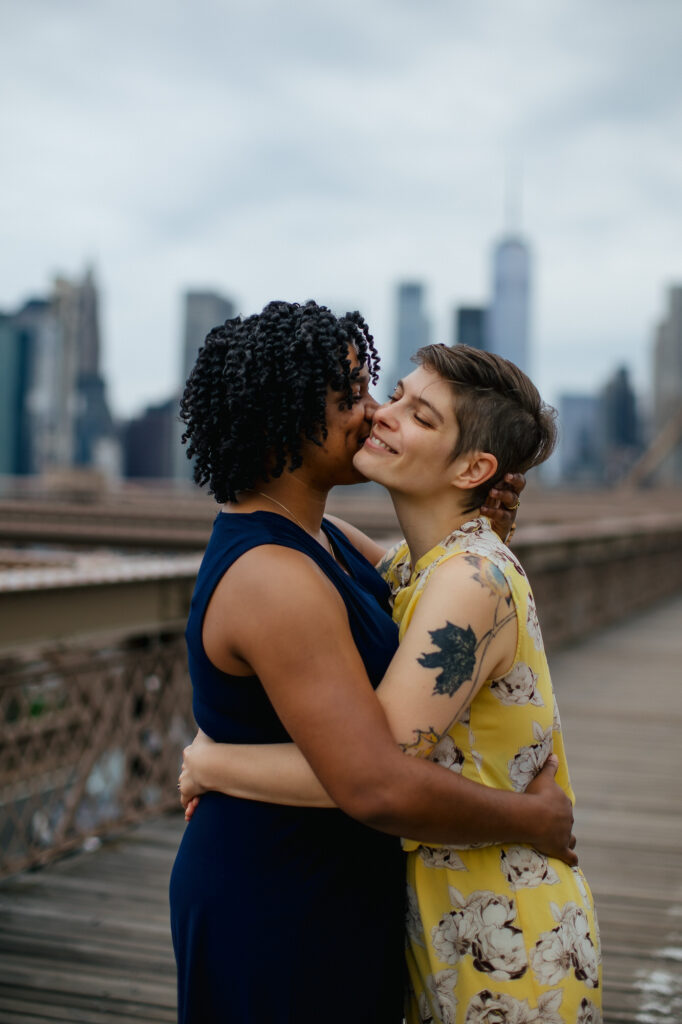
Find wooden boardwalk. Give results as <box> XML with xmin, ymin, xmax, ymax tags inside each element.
<box><xmin>1</xmin><ymin>595</ymin><xmax>681</xmax><ymax>1023</ymax></box>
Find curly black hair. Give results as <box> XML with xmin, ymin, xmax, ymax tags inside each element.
<box><xmin>180</xmin><ymin>300</ymin><xmax>380</xmax><ymax>503</ymax></box>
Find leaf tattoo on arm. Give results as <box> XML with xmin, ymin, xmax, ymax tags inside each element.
<box><xmin>417</xmin><ymin>622</ymin><xmax>477</xmax><ymax>697</ymax></box>
<box><xmin>399</xmin><ymin>726</ymin><xmax>440</xmax><ymax>756</ymax></box>
<box><xmin>416</xmin><ymin>559</ymin><xmax>516</xmax><ymax>699</ymax></box>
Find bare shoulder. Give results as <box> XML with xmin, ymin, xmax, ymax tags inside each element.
<box><xmin>204</xmin><ymin>543</ymin><xmax>351</xmax><ymax>673</ymax></box>
<box><xmin>425</xmin><ymin>550</ymin><xmax>512</xmax><ymax>604</ymax></box>
<box><xmin>218</xmin><ymin>542</ymin><xmax>341</xmax><ymax>608</ymax></box>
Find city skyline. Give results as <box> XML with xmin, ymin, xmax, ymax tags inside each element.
<box><xmin>1</xmin><ymin>265</ymin><xmax>676</xmax><ymax>485</ymax></box>
<box><xmin>3</xmin><ymin>242</ymin><xmax>672</xmax><ymax>426</ymax></box>
<box><xmin>2</xmin><ymin>0</ymin><xmax>681</xmax><ymax>417</ymax></box>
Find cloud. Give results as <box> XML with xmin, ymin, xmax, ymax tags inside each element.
<box><xmin>1</xmin><ymin>0</ymin><xmax>681</xmax><ymax>416</ymax></box>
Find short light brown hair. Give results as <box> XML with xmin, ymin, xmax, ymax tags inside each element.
<box><xmin>415</xmin><ymin>344</ymin><xmax>558</xmax><ymax>511</ymax></box>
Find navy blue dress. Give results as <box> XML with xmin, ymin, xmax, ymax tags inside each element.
<box><xmin>170</xmin><ymin>511</ymin><xmax>405</xmax><ymax>1023</ymax></box>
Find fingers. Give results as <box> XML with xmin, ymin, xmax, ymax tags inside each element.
<box><xmin>489</xmin><ymin>487</ymin><xmax>518</xmax><ymax>511</ymax></box>
<box><xmin>569</xmin><ymin>833</ymin><xmax>577</xmax><ymax>850</ymax></box>
<box><xmin>487</xmin><ymin>472</ymin><xmax>525</xmax><ymax>513</ymax></box>
<box><xmin>481</xmin><ymin>502</ymin><xmax>512</xmax><ymax>519</ymax></box>
<box><xmin>539</xmin><ymin>753</ymin><xmax>559</xmax><ymax>777</ymax></box>
<box><xmin>504</xmin><ymin>472</ymin><xmax>526</xmax><ymax>494</ymax></box>
<box><xmin>184</xmin><ymin>796</ymin><xmax>199</xmax><ymax>823</ymax></box>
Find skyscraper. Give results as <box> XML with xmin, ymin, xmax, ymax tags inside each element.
<box><xmin>52</xmin><ymin>268</ymin><xmax>118</xmax><ymax>473</ymax></box>
<box><xmin>651</xmin><ymin>285</ymin><xmax>682</xmax><ymax>481</ymax></box>
<box><xmin>557</xmin><ymin>395</ymin><xmax>603</xmax><ymax>484</ymax></box>
<box><xmin>599</xmin><ymin>366</ymin><xmax>641</xmax><ymax>483</ymax></box>
<box><xmin>454</xmin><ymin>307</ymin><xmax>487</xmax><ymax>350</ymax></box>
<box><xmin>0</xmin><ymin>269</ymin><xmax>117</xmax><ymax>479</ymax></box>
<box><xmin>175</xmin><ymin>290</ymin><xmax>236</xmax><ymax>482</ymax></box>
<box><xmin>0</xmin><ymin>314</ymin><xmax>32</xmax><ymax>475</ymax></box>
<box><xmin>181</xmin><ymin>291</ymin><xmax>236</xmax><ymax>390</ymax></box>
<box><xmin>123</xmin><ymin>398</ymin><xmax>177</xmax><ymax>479</ymax></box>
<box><xmin>487</xmin><ymin>236</ymin><xmax>531</xmax><ymax>374</ymax></box>
<box><xmin>390</xmin><ymin>283</ymin><xmax>430</xmax><ymax>389</ymax></box>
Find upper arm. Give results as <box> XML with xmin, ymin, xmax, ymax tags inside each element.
<box><xmin>324</xmin><ymin>515</ymin><xmax>388</xmax><ymax>567</ymax></box>
<box><xmin>205</xmin><ymin>545</ymin><xmax>397</xmax><ymax>809</ymax></box>
<box><xmin>375</xmin><ymin>554</ymin><xmax>518</xmax><ymax>754</ymax></box>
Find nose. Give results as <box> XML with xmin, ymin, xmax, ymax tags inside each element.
<box><xmin>372</xmin><ymin>398</ymin><xmax>397</xmax><ymax>429</ymax></box>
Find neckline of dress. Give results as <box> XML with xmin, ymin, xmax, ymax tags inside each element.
<box><xmin>220</xmin><ymin>509</ymin><xmax>352</xmax><ymax>577</ymax></box>
<box><xmin>410</xmin><ymin>515</ymin><xmax>492</xmax><ymax>578</ymax></box>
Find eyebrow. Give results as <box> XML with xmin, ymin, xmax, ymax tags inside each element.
<box><xmin>395</xmin><ymin>378</ymin><xmax>445</xmax><ymax>424</ymax></box>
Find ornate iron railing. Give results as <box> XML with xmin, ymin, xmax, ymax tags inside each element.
<box><xmin>0</xmin><ymin>634</ymin><xmax>193</xmax><ymax>877</ymax></box>
<box><xmin>3</xmin><ymin>511</ymin><xmax>682</xmax><ymax>877</ymax></box>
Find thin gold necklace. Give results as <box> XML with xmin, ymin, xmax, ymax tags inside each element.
<box><xmin>254</xmin><ymin>491</ymin><xmax>345</xmax><ymax>569</ymax></box>
<box><xmin>254</xmin><ymin>491</ymin><xmax>308</xmax><ymax>532</ymax></box>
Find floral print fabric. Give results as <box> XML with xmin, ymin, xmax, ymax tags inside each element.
<box><xmin>384</xmin><ymin>518</ymin><xmax>602</xmax><ymax>1023</ymax></box>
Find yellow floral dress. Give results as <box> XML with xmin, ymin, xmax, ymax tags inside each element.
<box><xmin>382</xmin><ymin>517</ymin><xmax>602</xmax><ymax>1024</ymax></box>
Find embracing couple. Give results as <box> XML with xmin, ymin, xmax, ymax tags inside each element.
<box><xmin>169</xmin><ymin>300</ymin><xmax>601</xmax><ymax>1024</ymax></box>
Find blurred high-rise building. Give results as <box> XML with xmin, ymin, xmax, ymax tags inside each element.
<box><xmin>51</xmin><ymin>268</ymin><xmax>119</xmax><ymax>475</ymax></box>
<box><xmin>0</xmin><ymin>313</ymin><xmax>32</xmax><ymax>475</ymax></box>
<box><xmin>651</xmin><ymin>285</ymin><xmax>682</xmax><ymax>482</ymax></box>
<box><xmin>0</xmin><ymin>269</ymin><xmax>118</xmax><ymax>478</ymax></box>
<box><xmin>123</xmin><ymin>398</ymin><xmax>176</xmax><ymax>479</ymax></box>
<box><xmin>390</xmin><ymin>283</ymin><xmax>430</xmax><ymax>389</ymax></box>
<box><xmin>557</xmin><ymin>395</ymin><xmax>603</xmax><ymax>484</ymax></box>
<box><xmin>599</xmin><ymin>366</ymin><xmax>640</xmax><ymax>483</ymax></box>
<box><xmin>181</xmin><ymin>291</ymin><xmax>236</xmax><ymax>390</ymax></box>
<box><xmin>454</xmin><ymin>307</ymin><xmax>487</xmax><ymax>350</ymax></box>
<box><xmin>487</xmin><ymin>236</ymin><xmax>531</xmax><ymax>374</ymax></box>
<box><xmin>558</xmin><ymin>366</ymin><xmax>641</xmax><ymax>485</ymax></box>
<box><xmin>13</xmin><ymin>298</ymin><xmax>60</xmax><ymax>473</ymax></box>
<box><xmin>174</xmin><ymin>290</ymin><xmax>236</xmax><ymax>482</ymax></box>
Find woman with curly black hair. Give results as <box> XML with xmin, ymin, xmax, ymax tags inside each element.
<box><xmin>169</xmin><ymin>300</ymin><xmax>572</xmax><ymax>1024</ymax></box>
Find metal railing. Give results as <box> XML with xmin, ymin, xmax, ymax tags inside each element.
<box><xmin>0</xmin><ymin>634</ymin><xmax>193</xmax><ymax>877</ymax></box>
<box><xmin>3</xmin><ymin>508</ymin><xmax>682</xmax><ymax>877</ymax></box>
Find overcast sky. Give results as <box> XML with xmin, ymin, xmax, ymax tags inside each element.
<box><xmin>2</xmin><ymin>0</ymin><xmax>681</xmax><ymax>419</ymax></box>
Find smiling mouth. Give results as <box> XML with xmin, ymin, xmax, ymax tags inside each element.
<box><xmin>365</xmin><ymin>432</ymin><xmax>397</xmax><ymax>454</ymax></box>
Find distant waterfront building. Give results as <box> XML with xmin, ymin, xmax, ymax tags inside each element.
<box><xmin>389</xmin><ymin>283</ymin><xmax>430</xmax><ymax>388</ymax></box>
<box><xmin>13</xmin><ymin>298</ymin><xmax>60</xmax><ymax>473</ymax></box>
<box><xmin>0</xmin><ymin>314</ymin><xmax>32</xmax><ymax>475</ymax></box>
<box><xmin>51</xmin><ymin>268</ymin><xmax>118</xmax><ymax>474</ymax></box>
<box><xmin>652</xmin><ymin>285</ymin><xmax>682</xmax><ymax>482</ymax></box>
<box><xmin>0</xmin><ymin>269</ymin><xmax>119</xmax><ymax>479</ymax></box>
<box><xmin>181</xmin><ymin>290</ymin><xmax>236</xmax><ymax>390</ymax></box>
<box><xmin>123</xmin><ymin>398</ymin><xmax>176</xmax><ymax>479</ymax></box>
<box><xmin>558</xmin><ymin>368</ymin><xmax>641</xmax><ymax>485</ymax></box>
<box><xmin>600</xmin><ymin>366</ymin><xmax>641</xmax><ymax>483</ymax></box>
<box><xmin>557</xmin><ymin>395</ymin><xmax>603</xmax><ymax>483</ymax></box>
<box><xmin>455</xmin><ymin>307</ymin><xmax>487</xmax><ymax>350</ymax></box>
<box><xmin>175</xmin><ymin>290</ymin><xmax>236</xmax><ymax>482</ymax></box>
<box><xmin>487</xmin><ymin>235</ymin><xmax>531</xmax><ymax>374</ymax></box>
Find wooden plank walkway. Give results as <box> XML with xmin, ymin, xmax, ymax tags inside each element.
<box><xmin>552</xmin><ymin>592</ymin><xmax>682</xmax><ymax>1023</ymax></box>
<box><xmin>1</xmin><ymin>594</ymin><xmax>681</xmax><ymax>1023</ymax></box>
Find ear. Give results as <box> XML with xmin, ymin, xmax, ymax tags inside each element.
<box><xmin>451</xmin><ymin>450</ymin><xmax>498</xmax><ymax>492</ymax></box>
